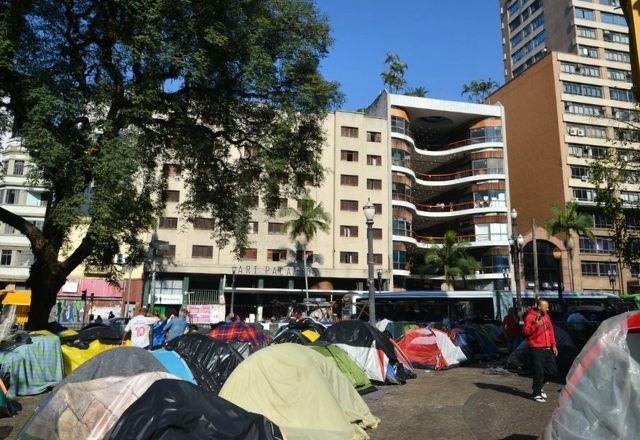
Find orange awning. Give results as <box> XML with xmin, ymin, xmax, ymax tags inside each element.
<box><xmin>0</xmin><ymin>290</ymin><xmax>31</xmax><ymax>306</ymax></box>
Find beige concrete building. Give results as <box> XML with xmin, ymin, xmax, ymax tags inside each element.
<box><xmin>493</xmin><ymin>0</ymin><xmax>638</xmax><ymax>294</ymax></box>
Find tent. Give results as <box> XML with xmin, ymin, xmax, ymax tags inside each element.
<box><xmin>60</xmin><ymin>339</ymin><xmax>120</xmax><ymax>376</ymax></box>
<box><xmin>208</xmin><ymin>321</ymin><xmax>270</xmax><ymax>351</ymax></box>
<box><xmin>542</xmin><ymin>311</ymin><xmax>640</xmax><ymax>439</ymax></box>
<box><xmin>505</xmin><ymin>325</ymin><xmax>578</xmax><ymax>376</ymax></box>
<box><xmin>272</xmin><ymin>328</ymin><xmax>315</xmax><ymax>345</ymax></box>
<box><xmin>287</xmin><ymin>317</ymin><xmax>327</xmax><ymax>336</ymax></box>
<box><xmin>396</xmin><ymin>327</ymin><xmax>468</xmax><ymax>370</ymax></box>
<box><xmin>311</xmin><ymin>344</ymin><xmax>376</xmax><ymax>394</ymax></box>
<box><xmin>219</xmin><ymin>344</ymin><xmax>379</xmax><ymax>440</ymax></box>
<box><xmin>19</xmin><ymin>372</ymin><xmax>176</xmax><ymax>440</ymax></box>
<box><xmin>319</xmin><ymin>320</ymin><xmax>410</xmax><ymax>384</ymax></box>
<box><xmin>150</xmin><ymin>349</ymin><xmax>196</xmax><ymax>384</ymax></box>
<box><xmin>166</xmin><ymin>333</ymin><xmax>243</xmax><ymax>393</ymax></box>
<box><xmin>108</xmin><ymin>379</ymin><xmax>283</xmax><ymax>440</ymax></box>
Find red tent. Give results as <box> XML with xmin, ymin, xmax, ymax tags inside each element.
<box><xmin>396</xmin><ymin>327</ymin><xmax>468</xmax><ymax>370</ymax></box>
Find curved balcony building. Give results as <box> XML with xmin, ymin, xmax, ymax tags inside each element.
<box><xmin>367</xmin><ymin>92</ymin><xmax>513</xmax><ymax>291</ymax></box>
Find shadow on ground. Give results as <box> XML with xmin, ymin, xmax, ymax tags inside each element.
<box><xmin>474</xmin><ymin>382</ymin><xmax>532</xmax><ymax>399</ymax></box>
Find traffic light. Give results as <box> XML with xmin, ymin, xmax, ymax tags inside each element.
<box><xmin>621</xmin><ymin>0</ymin><xmax>640</xmax><ymax>101</ymax></box>
<box><xmin>81</xmin><ymin>289</ymin><xmax>87</xmax><ymax>302</ymax></box>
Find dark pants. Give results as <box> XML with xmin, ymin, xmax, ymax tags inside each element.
<box><xmin>530</xmin><ymin>348</ymin><xmax>557</xmax><ymax>396</ymax></box>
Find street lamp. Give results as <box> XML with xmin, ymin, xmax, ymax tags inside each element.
<box><xmin>363</xmin><ymin>199</ymin><xmax>376</xmax><ymax>325</ymax></box>
<box><xmin>230</xmin><ymin>267</ymin><xmax>237</xmax><ymax>315</ymax></box>
<box><xmin>377</xmin><ymin>269</ymin><xmax>383</xmax><ymax>295</ymax></box>
<box><xmin>509</xmin><ymin>208</ymin><xmax>525</xmax><ymax>317</ymax></box>
<box><xmin>607</xmin><ymin>269</ymin><xmax>617</xmax><ymax>296</ymax></box>
<box><xmin>149</xmin><ymin>231</ymin><xmax>170</xmax><ymax>313</ymax></box>
<box><xmin>552</xmin><ymin>248</ymin><xmax>565</xmax><ymax>313</ymax></box>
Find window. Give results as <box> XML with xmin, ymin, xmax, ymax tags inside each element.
<box><xmin>610</xmin><ymin>88</ymin><xmax>634</xmax><ymax>102</ymax></box>
<box><xmin>159</xmin><ymin>217</ymin><xmax>178</xmax><ymax>229</ymax></box>
<box><xmin>192</xmin><ymin>245</ymin><xmax>213</xmax><ymax>258</ymax></box>
<box><xmin>267</xmin><ymin>249</ymin><xmax>287</xmax><ymax>262</ymax></box>
<box><xmin>564</xmin><ymin>102</ymin><xmax>603</xmax><ymax>117</ymax></box>
<box><xmin>341</xmin><ymin>126</ymin><xmax>359</xmax><ymax>138</ymax></box>
<box><xmin>573</xmin><ymin>188</ymin><xmax>597</xmax><ymax>202</ymax></box>
<box><xmin>568</xmin><ymin>144</ymin><xmax>609</xmax><ymax>159</ymax></box>
<box><xmin>3</xmin><ymin>224</ymin><xmax>15</xmax><ymax>235</ymax></box>
<box><xmin>581</xmin><ymin>261</ymin><xmax>618</xmax><ymax>276</ymax></box>
<box><xmin>340</xmin><ymin>225</ymin><xmax>358</xmax><ymax>237</ymax></box>
<box><xmin>163</xmin><ymin>164</ymin><xmax>182</xmax><ymax>177</ymax></box>
<box><xmin>593</xmin><ymin>211</ymin><xmax>614</xmax><ymax>228</ymax></box>
<box><xmin>622</xmin><ymin>191</ymin><xmax>640</xmax><ymax>204</ymax></box>
<box><xmin>373</xmin><ymin>253</ymin><xmax>383</xmax><ymax>265</ymax></box>
<box><xmin>0</xmin><ymin>250</ymin><xmax>11</xmax><ymax>266</ymax></box>
<box><xmin>372</xmin><ymin>228</ymin><xmax>383</xmax><ymax>240</ymax></box>
<box><xmin>571</xmin><ymin>166</ymin><xmax>591</xmax><ymax>179</ymax></box>
<box><xmin>577</xmin><ymin>26</ymin><xmax>597</xmax><ymax>39</ymax></box>
<box><xmin>1</xmin><ymin>161</ymin><xmax>7</xmax><ymax>174</ymax></box>
<box><xmin>391</xmin><ymin>116</ymin><xmax>409</xmax><ymax>135</ymax></box>
<box><xmin>367</xmin><ymin>155</ymin><xmax>382</xmax><ymax>166</ymax></box>
<box><xmin>340</xmin><ymin>200</ymin><xmax>358</xmax><ymax>211</ymax></box>
<box><xmin>340</xmin><ymin>150</ymin><xmax>359</xmax><ymax>162</ymax></box>
<box><xmin>614</xmin><ymin>108</ymin><xmax>640</xmax><ymax>121</ymax></box>
<box><xmin>603</xmin><ymin>30</ymin><xmax>629</xmax><ymax>45</ymax></box>
<box><xmin>580</xmin><ymin>236</ymin><xmax>615</xmax><ymax>254</ymax></box>
<box><xmin>12</xmin><ymin>160</ymin><xmax>24</xmax><ymax>176</ymax></box>
<box><xmin>4</xmin><ymin>189</ymin><xmax>18</xmax><ymax>205</ymax></box>
<box><xmin>248</xmin><ymin>221</ymin><xmax>259</xmax><ymax>234</ymax></box>
<box><xmin>578</xmin><ymin>45</ymin><xmax>599</xmax><ymax>59</ymax></box>
<box><xmin>567</xmin><ymin>124</ymin><xmax>607</xmax><ymax>139</ymax></box>
<box><xmin>159</xmin><ymin>245</ymin><xmax>176</xmax><ymax>258</ymax></box>
<box><xmin>393</xmin><ymin>250</ymin><xmax>406</xmax><ymax>270</ymax></box>
<box><xmin>296</xmin><ymin>250</ymin><xmax>314</xmax><ymax>264</ymax></box>
<box><xmin>601</xmin><ymin>12</ymin><xmax>627</xmax><ymax>26</ymax></box>
<box><xmin>340</xmin><ymin>175</ymin><xmax>358</xmax><ymax>186</ymax></box>
<box><xmin>560</xmin><ymin>63</ymin><xmax>600</xmax><ymax>78</ymax></box>
<box><xmin>507</xmin><ymin>0</ymin><xmax>521</xmax><ymax>17</ymax></box>
<box><xmin>241</xmin><ymin>248</ymin><xmax>257</xmax><ymax>261</ymax></box>
<box><xmin>606</xmin><ymin>49</ymin><xmax>630</xmax><ymax>63</ymax></box>
<box><xmin>562</xmin><ymin>82</ymin><xmax>602</xmax><ymax>98</ymax></box>
<box><xmin>340</xmin><ymin>252</ymin><xmax>358</xmax><ymax>264</ymax></box>
<box><xmin>581</xmin><ymin>261</ymin><xmax>599</xmax><ymax>276</ymax></box>
<box><xmin>366</xmin><ymin>131</ymin><xmax>382</xmax><ymax>142</ymax></box>
<box><xmin>367</xmin><ymin>179</ymin><xmax>382</xmax><ymax>190</ymax></box>
<box><xmin>193</xmin><ymin>217</ymin><xmax>214</xmax><ymax>230</ymax></box>
<box><xmin>393</xmin><ymin>217</ymin><xmax>412</xmax><ymax>236</ymax></box>
<box><xmin>575</xmin><ymin>8</ymin><xmax>595</xmax><ymax>20</ymax></box>
<box><xmin>165</xmin><ymin>190</ymin><xmax>180</xmax><ymax>202</ymax></box>
<box><xmin>267</xmin><ymin>222</ymin><xmax>285</xmax><ymax>234</ymax></box>
<box><xmin>374</xmin><ymin>203</ymin><xmax>382</xmax><ymax>215</ymax></box>
<box><xmin>608</xmin><ymin>68</ymin><xmax>632</xmax><ymax>82</ymax></box>
<box><xmin>600</xmin><ymin>0</ymin><xmax>620</xmax><ymax>6</ymax></box>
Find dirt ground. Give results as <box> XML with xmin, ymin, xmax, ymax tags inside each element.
<box><xmin>0</xmin><ymin>365</ymin><xmax>558</xmax><ymax>440</ymax></box>
<box><xmin>365</xmin><ymin>366</ymin><xmax>560</xmax><ymax>440</ymax></box>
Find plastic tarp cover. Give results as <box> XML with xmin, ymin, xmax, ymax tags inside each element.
<box><xmin>320</xmin><ymin>321</ymin><xmax>398</xmax><ymax>363</ymax></box>
<box><xmin>542</xmin><ymin>311</ymin><xmax>640</xmax><ymax>440</ymax></box>
<box><xmin>311</xmin><ymin>344</ymin><xmax>375</xmax><ymax>394</ymax></box>
<box><xmin>61</xmin><ymin>339</ymin><xmax>120</xmax><ymax>376</ymax></box>
<box><xmin>18</xmin><ymin>372</ymin><xmax>176</xmax><ymax>440</ymax></box>
<box><xmin>150</xmin><ymin>349</ymin><xmax>196</xmax><ymax>384</ymax></box>
<box><xmin>166</xmin><ymin>333</ymin><xmax>243</xmax><ymax>394</ymax></box>
<box><xmin>108</xmin><ymin>379</ymin><xmax>283</xmax><ymax>440</ymax></box>
<box><xmin>220</xmin><ymin>344</ymin><xmax>379</xmax><ymax>440</ymax></box>
<box><xmin>272</xmin><ymin>328</ymin><xmax>310</xmax><ymax>345</ymax></box>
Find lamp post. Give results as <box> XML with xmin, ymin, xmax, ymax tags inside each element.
<box><xmin>149</xmin><ymin>231</ymin><xmax>169</xmax><ymax>313</ymax></box>
<box><xmin>230</xmin><ymin>267</ymin><xmax>237</xmax><ymax>315</ymax></box>
<box><xmin>509</xmin><ymin>209</ymin><xmax>525</xmax><ymax>316</ymax></box>
<box><xmin>363</xmin><ymin>199</ymin><xmax>376</xmax><ymax>325</ymax></box>
<box><xmin>607</xmin><ymin>269</ymin><xmax>617</xmax><ymax>296</ymax></box>
<box><xmin>552</xmin><ymin>248</ymin><xmax>565</xmax><ymax>313</ymax></box>
<box><xmin>377</xmin><ymin>269</ymin><xmax>383</xmax><ymax>295</ymax></box>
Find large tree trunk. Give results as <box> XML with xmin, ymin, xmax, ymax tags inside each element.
<box><xmin>25</xmin><ymin>259</ymin><xmax>68</xmax><ymax>330</ymax></box>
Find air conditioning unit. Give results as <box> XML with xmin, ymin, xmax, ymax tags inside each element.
<box><xmin>569</xmin><ymin>128</ymin><xmax>579</xmax><ymax>136</ymax></box>
<box><xmin>576</xmin><ymin>128</ymin><xmax>586</xmax><ymax>136</ymax></box>
<box><xmin>575</xmin><ymin>149</ymin><xmax>583</xmax><ymax>158</ymax></box>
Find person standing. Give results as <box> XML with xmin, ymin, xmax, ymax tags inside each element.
<box><xmin>523</xmin><ymin>300</ymin><xmax>558</xmax><ymax>403</ymax></box>
<box><xmin>121</xmin><ymin>307</ymin><xmax>158</xmax><ymax>348</ymax></box>
<box><xmin>502</xmin><ymin>307</ymin><xmax>521</xmax><ymax>352</ymax></box>
<box><xmin>163</xmin><ymin>309</ymin><xmax>190</xmax><ymax>343</ymax></box>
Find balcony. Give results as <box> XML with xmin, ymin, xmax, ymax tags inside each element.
<box><xmin>392</xmin><ymin>230</ymin><xmax>510</xmax><ymax>249</ymax></box>
<box><xmin>392</xmin><ymin>195</ymin><xmax>508</xmax><ymax>219</ymax></box>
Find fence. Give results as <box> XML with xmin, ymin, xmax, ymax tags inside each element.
<box><xmin>187</xmin><ymin>289</ymin><xmax>220</xmax><ymax>305</ymax></box>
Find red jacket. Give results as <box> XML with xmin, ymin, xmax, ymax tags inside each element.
<box><xmin>523</xmin><ymin>307</ymin><xmax>557</xmax><ymax>349</ymax></box>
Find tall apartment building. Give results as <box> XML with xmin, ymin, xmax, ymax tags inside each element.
<box><xmin>492</xmin><ymin>0</ymin><xmax>638</xmax><ymax>294</ymax></box>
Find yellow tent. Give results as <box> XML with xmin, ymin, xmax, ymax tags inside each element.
<box><xmin>61</xmin><ymin>340</ymin><xmax>122</xmax><ymax>376</ymax></box>
<box><xmin>219</xmin><ymin>344</ymin><xmax>379</xmax><ymax>440</ymax></box>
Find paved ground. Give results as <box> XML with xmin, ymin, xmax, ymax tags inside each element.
<box><xmin>365</xmin><ymin>366</ymin><xmax>560</xmax><ymax>440</ymax></box>
<box><xmin>0</xmin><ymin>364</ymin><xmax>559</xmax><ymax>440</ymax></box>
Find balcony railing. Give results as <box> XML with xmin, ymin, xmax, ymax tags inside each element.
<box><xmin>416</xmin><ymin>135</ymin><xmax>503</xmax><ymax>152</ymax></box>
<box><xmin>392</xmin><ymin>194</ymin><xmax>507</xmax><ymax>212</ymax></box>
<box><xmin>415</xmin><ymin>167</ymin><xmax>504</xmax><ymax>182</ymax></box>
<box><xmin>393</xmin><ymin>230</ymin><xmax>509</xmax><ymax>244</ymax></box>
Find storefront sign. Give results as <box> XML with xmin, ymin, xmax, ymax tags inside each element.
<box><xmin>231</xmin><ymin>265</ymin><xmax>315</xmax><ymax>276</ymax></box>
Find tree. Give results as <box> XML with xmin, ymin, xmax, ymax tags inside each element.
<box><xmin>380</xmin><ymin>53</ymin><xmax>407</xmax><ymax>93</ymax></box>
<box><xmin>279</xmin><ymin>195</ymin><xmax>330</xmax><ymax>305</ymax></box>
<box><xmin>424</xmin><ymin>231</ymin><xmax>478</xmax><ymax>291</ymax></box>
<box><xmin>546</xmin><ymin>202</ymin><xmax>595</xmax><ymax>292</ymax></box>
<box><xmin>0</xmin><ymin>0</ymin><xmax>341</xmax><ymax>329</ymax></box>
<box><xmin>461</xmin><ymin>79</ymin><xmax>499</xmax><ymax>103</ymax></box>
<box><xmin>404</xmin><ymin>86</ymin><xmax>428</xmax><ymax>97</ymax></box>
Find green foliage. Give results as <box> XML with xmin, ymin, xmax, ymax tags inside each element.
<box><xmin>279</xmin><ymin>195</ymin><xmax>331</xmax><ymax>245</ymax></box>
<box><xmin>461</xmin><ymin>79</ymin><xmax>499</xmax><ymax>103</ymax></box>
<box><xmin>404</xmin><ymin>86</ymin><xmax>428</xmax><ymax>98</ymax></box>
<box><xmin>0</xmin><ymin>0</ymin><xmax>342</xmax><ymax>327</ymax></box>
<box><xmin>545</xmin><ymin>202</ymin><xmax>594</xmax><ymax>242</ymax></box>
<box><xmin>424</xmin><ymin>231</ymin><xmax>479</xmax><ymax>290</ymax></box>
<box><xmin>380</xmin><ymin>53</ymin><xmax>407</xmax><ymax>93</ymax></box>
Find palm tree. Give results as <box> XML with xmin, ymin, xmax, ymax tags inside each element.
<box><xmin>380</xmin><ymin>53</ymin><xmax>407</xmax><ymax>93</ymax></box>
<box><xmin>279</xmin><ymin>196</ymin><xmax>331</xmax><ymax>305</ymax></box>
<box><xmin>461</xmin><ymin>79</ymin><xmax>499</xmax><ymax>103</ymax></box>
<box><xmin>404</xmin><ymin>86</ymin><xmax>428</xmax><ymax>97</ymax></box>
<box><xmin>546</xmin><ymin>201</ymin><xmax>595</xmax><ymax>291</ymax></box>
<box><xmin>424</xmin><ymin>231</ymin><xmax>479</xmax><ymax>291</ymax></box>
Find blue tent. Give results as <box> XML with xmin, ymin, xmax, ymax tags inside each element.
<box><xmin>151</xmin><ymin>349</ymin><xmax>196</xmax><ymax>384</ymax></box>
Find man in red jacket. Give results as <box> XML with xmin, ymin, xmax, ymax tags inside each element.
<box><xmin>523</xmin><ymin>299</ymin><xmax>558</xmax><ymax>402</ymax></box>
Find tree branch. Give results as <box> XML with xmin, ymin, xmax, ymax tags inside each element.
<box><xmin>0</xmin><ymin>206</ymin><xmax>45</xmax><ymax>252</ymax></box>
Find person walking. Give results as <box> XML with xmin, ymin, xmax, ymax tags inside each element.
<box><xmin>121</xmin><ymin>307</ymin><xmax>158</xmax><ymax>348</ymax></box>
<box><xmin>163</xmin><ymin>309</ymin><xmax>190</xmax><ymax>343</ymax></box>
<box><xmin>523</xmin><ymin>299</ymin><xmax>558</xmax><ymax>403</ymax></box>
<box><xmin>502</xmin><ymin>307</ymin><xmax>521</xmax><ymax>352</ymax></box>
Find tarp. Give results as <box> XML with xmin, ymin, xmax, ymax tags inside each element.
<box><xmin>311</xmin><ymin>344</ymin><xmax>375</xmax><ymax>394</ymax></box>
<box><xmin>166</xmin><ymin>333</ymin><xmax>243</xmax><ymax>394</ymax></box>
<box><xmin>397</xmin><ymin>327</ymin><xmax>467</xmax><ymax>370</ymax></box>
<box><xmin>61</xmin><ymin>339</ymin><xmax>120</xmax><ymax>376</ymax></box>
<box><xmin>505</xmin><ymin>325</ymin><xmax>578</xmax><ymax>376</ymax></box>
<box><xmin>220</xmin><ymin>344</ymin><xmax>379</xmax><ymax>440</ymax></box>
<box><xmin>151</xmin><ymin>349</ymin><xmax>196</xmax><ymax>384</ymax></box>
<box><xmin>272</xmin><ymin>328</ymin><xmax>313</xmax><ymax>345</ymax></box>
<box><xmin>0</xmin><ymin>333</ymin><xmax>63</xmax><ymax>397</ymax></box>
<box><xmin>60</xmin><ymin>324</ymin><xmax>121</xmax><ymax>343</ymax></box>
<box><xmin>18</xmin><ymin>372</ymin><xmax>176</xmax><ymax>440</ymax></box>
<box><xmin>543</xmin><ymin>312</ymin><xmax>640</xmax><ymax>439</ymax></box>
<box><xmin>208</xmin><ymin>321</ymin><xmax>270</xmax><ymax>350</ymax></box>
<box><xmin>108</xmin><ymin>379</ymin><xmax>283</xmax><ymax>440</ymax></box>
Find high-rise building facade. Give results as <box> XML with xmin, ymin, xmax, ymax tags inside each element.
<box><xmin>493</xmin><ymin>0</ymin><xmax>637</xmax><ymax>294</ymax></box>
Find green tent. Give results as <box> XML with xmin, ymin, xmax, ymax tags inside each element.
<box><xmin>311</xmin><ymin>344</ymin><xmax>376</xmax><ymax>394</ymax></box>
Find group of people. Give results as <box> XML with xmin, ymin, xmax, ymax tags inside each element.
<box><xmin>503</xmin><ymin>300</ymin><xmax>559</xmax><ymax>403</ymax></box>
<box><xmin>121</xmin><ymin>307</ymin><xmax>191</xmax><ymax>349</ymax></box>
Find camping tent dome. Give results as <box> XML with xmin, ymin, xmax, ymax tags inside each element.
<box><xmin>397</xmin><ymin>327</ymin><xmax>467</xmax><ymax>370</ymax></box>
<box><xmin>219</xmin><ymin>343</ymin><xmax>379</xmax><ymax>440</ymax></box>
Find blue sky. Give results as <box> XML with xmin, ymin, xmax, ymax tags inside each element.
<box><xmin>316</xmin><ymin>1</ymin><xmax>504</xmax><ymax>110</ymax></box>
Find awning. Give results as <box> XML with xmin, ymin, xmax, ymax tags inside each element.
<box><xmin>0</xmin><ymin>290</ymin><xmax>31</xmax><ymax>306</ymax></box>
